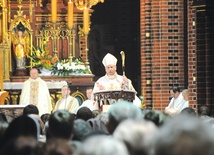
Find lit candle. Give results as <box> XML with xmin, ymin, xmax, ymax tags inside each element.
<box><xmin>83</xmin><ymin>7</ymin><xmax>89</xmax><ymax>34</ymax></box>
<box><xmin>68</xmin><ymin>0</ymin><xmax>74</xmax><ymax>29</ymax></box>
<box><xmin>51</xmin><ymin>0</ymin><xmax>57</xmax><ymax>23</ymax></box>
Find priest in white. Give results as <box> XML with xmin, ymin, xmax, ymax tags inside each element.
<box><xmin>165</xmin><ymin>86</ymin><xmax>189</xmax><ymax>113</ymax></box>
<box><xmin>92</xmin><ymin>53</ymin><xmax>142</xmax><ymax>109</ymax></box>
<box><xmin>19</xmin><ymin>68</ymin><xmax>52</xmax><ymax>116</ymax></box>
<box><xmin>53</xmin><ymin>85</ymin><xmax>79</xmax><ymax>114</ymax></box>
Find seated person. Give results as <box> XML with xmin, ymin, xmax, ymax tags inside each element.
<box><xmin>165</xmin><ymin>86</ymin><xmax>188</xmax><ymax>113</ymax></box>
<box><xmin>53</xmin><ymin>85</ymin><xmax>79</xmax><ymax>114</ymax></box>
<box><xmin>23</xmin><ymin>104</ymin><xmax>39</xmax><ymax>115</ymax></box>
<box><xmin>78</xmin><ymin>87</ymin><xmax>96</xmax><ymax>111</ymax></box>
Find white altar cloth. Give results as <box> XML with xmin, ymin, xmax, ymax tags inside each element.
<box><xmin>4</xmin><ymin>81</ymin><xmax>68</xmax><ymax>90</ymax></box>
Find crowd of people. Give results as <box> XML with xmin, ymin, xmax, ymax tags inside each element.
<box><xmin>1</xmin><ymin>53</ymin><xmax>212</xmax><ymax>155</ymax></box>
<box><xmin>1</xmin><ymin>101</ymin><xmax>214</xmax><ymax>155</ymax></box>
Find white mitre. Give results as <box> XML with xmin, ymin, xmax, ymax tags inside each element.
<box><xmin>102</xmin><ymin>53</ymin><xmax>117</xmax><ymax>67</ymax></box>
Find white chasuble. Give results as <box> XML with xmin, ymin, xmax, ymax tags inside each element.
<box><xmin>19</xmin><ymin>77</ymin><xmax>52</xmax><ymax>116</ymax></box>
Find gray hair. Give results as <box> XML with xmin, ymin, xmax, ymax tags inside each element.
<box><xmin>182</xmin><ymin>89</ymin><xmax>189</xmax><ymax>94</ymax></box>
<box><xmin>75</xmin><ymin>135</ymin><xmax>129</xmax><ymax>155</ymax></box>
<box><xmin>107</xmin><ymin>101</ymin><xmax>143</xmax><ymax>134</ymax></box>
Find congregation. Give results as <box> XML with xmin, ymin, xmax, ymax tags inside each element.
<box><xmin>0</xmin><ymin>101</ymin><xmax>214</xmax><ymax>155</ymax></box>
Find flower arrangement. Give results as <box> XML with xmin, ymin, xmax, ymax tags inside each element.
<box><xmin>27</xmin><ymin>32</ymin><xmax>92</xmax><ymax>76</ymax></box>
<box><xmin>51</xmin><ymin>58</ymin><xmax>92</xmax><ymax>76</ymax></box>
<box><xmin>27</xmin><ymin>36</ymin><xmax>58</xmax><ymax>70</ymax></box>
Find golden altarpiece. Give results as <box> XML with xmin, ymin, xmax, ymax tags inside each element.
<box><xmin>0</xmin><ymin>0</ymin><xmax>104</xmax><ymax>109</ymax></box>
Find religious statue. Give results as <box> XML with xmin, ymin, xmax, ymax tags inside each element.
<box><xmin>11</xmin><ymin>23</ymin><xmax>30</xmax><ymax>69</ymax></box>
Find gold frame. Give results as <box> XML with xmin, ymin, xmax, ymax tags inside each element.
<box><xmin>71</xmin><ymin>90</ymin><xmax>86</xmax><ymax>105</ymax></box>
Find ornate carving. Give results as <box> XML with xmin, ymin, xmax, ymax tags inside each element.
<box><xmin>71</xmin><ymin>90</ymin><xmax>86</xmax><ymax>105</ymax></box>
<box><xmin>9</xmin><ymin>0</ymin><xmax>31</xmax><ymax>31</ymax></box>
<box><xmin>10</xmin><ymin>92</ymin><xmax>19</xmax><ymax>105</ymax></box>
<box><xmin>94</xmin><ymin>90</ymin><xmax>136</xmax><ymax>110</ymax></box>
<box><xmin>74</xmin><ymin>0</ymin><xmax>104</xmax><ymax>10</ymax></box>
<box><xmin>94</xmin><ymin>90</ymin><xmax>136</xmax><ymax>103</ymax></box>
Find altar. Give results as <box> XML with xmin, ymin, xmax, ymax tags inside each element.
<box><xmin>4</xmin><ymin>81</ymin><xmax>67</xmax><ymax>90</ymax></box>
<box><xmin>3</xmin><ymin>74</ymin><xmax>95</xmax><ymax>107</ymax></box>
<box><xmin>0</xmin><ymin>0</ymin><xmax>102</xmax><ymax>107</ymax></box>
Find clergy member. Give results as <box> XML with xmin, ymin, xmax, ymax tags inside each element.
<box><xmin>165</xmin><ymin>86</ymin><xmax>188</xmax><ymax>113</ymax></box>
<box><xmin>53</xmin><ymin>85</ymin><xmax>79</xmax><ymax>114</ymax></box>
<box><xmin>78</xmin><ymin>87</ymin><xmax>96</xmax><ymax>111</ymax></box>
<box><xmin>92</xmin><ymin>53</ymin><xmax>141</xmax><ymax>107</ymax></box>
<box><xmin>19</xmin><ymin>68</ymin><xmax>52</xmax><ymax>116</ymax></box>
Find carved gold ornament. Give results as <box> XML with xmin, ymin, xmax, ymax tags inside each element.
<box><xmin>74</xmin><ymin>0</ymin><xmax>104</xmax><ymax>10</ymax></box>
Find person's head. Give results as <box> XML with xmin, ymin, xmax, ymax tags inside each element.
<box><xmin>23</xmin><ymin>104</ymin><xmax>39</xmax><ymax>115</ymax></box>
<box><xmin>72</xmin><ymin>119</ymin><xmax>92</xmax><ymax>141</ymax></box>
<box><xmin>30</xmin><ymin>68</ymin><xmax>39</xmax><ymax>80</ymax></box>
<box><xmin>170</xmin><ymin>86</ymin><xmax>180</xmax><ymax>99</ymax></box>
<box><xmin>102</xmin><ymin>53</ymin><xmax>117</xmax><ymax>76</ymax></box>
<box><xmin>107</xmin><ymin>101</ymin><xmax>142</xmax><ymax>134</ymax></box>
<box><xmin>87</xmin><ymin>112</ymin><xmax>109</xmax><ymax>135</ymax></box>
<box><xmin>47</xmin><ymin>110</ymin><xmax>75</xmax><ymax>140</ymax></box>
<box><xmin>182</xmin><ymin>89</ymin><xmax>189</xmax><ymax>101</ymax></box>
<box><xmin>152</xmin><ymin>115</ymin><xmax>214</xmax><ymax>155</ymax></box>
<box><xmin>0</xmin><ymin>115</ymin><xmax>39</xmax><ymax>149</ymax></box>
<box><xmin>75</xmin><ymin>135</ymin><xmax>129</xmax><ymax>155</ymax></box>
<box><xmin>40</xmin><ymin>113</ymin><xmax>50</xmax><ymax>125</ymax></box>
<box><xmin>180</xmin><ymin>107</ymin><xmax>196</xmax><ymax>117</ymax></box>
<box><xmin>144</xmin><ymin>110</ymin><xmax>160</xmax><ymax>126</ymax></box>
<box><xmin>105</xmin><ymin>65</ymin><xmax>117</xmax><ymax>76</ymax></box>
<box><xmin>86</xmin><ymin>88</ymin><xmax>93</xmax><ymax>99</ymax></box>
<box><xmin>76</xmin><ymin>107</ymin><xmax>93</xmax><ymax>121</ymax></box>
<box><xmin>198</xmin><ymin>105</ymin><xmax>210</xmax><ymax>116</ymax></box>
<box><xmin>113</xmin><ymin>119</ymin><xmax>157</xmax><ymax>155</ymax></box>
<box><xmin>61</xmin><ymin>85</ymin><xmax>70</xmax><ymax>98</ymax></box>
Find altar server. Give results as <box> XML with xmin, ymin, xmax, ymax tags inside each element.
<box><xmin>53</xmin><ymin>85</ymin><xmax>79</xmax><ymax>114</ymax></box>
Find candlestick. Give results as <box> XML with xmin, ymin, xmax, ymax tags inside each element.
<box><xmin>68</xmin><ymin>0</ymin><xmax>74</xmax><ymax>29</ymax></box>
<box><xmin>83</xmin><ymin>7</ymin><xmax>89</xmax><ymax>34</ymax></box>
<box><xmin>51</xmin><ymin>0</ymin><xmax>57</xmax><ymax>23</ymax></box>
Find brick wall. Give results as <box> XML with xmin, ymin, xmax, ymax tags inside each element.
<box><xmin>187</xmin><ymin>0</ymin><xmax>197</xmax><ymax>110</ymax></box>
<box><xmin>140</xmin><ymin>0</ymin><xmax>186</xmax><ymax>110</ymax></box>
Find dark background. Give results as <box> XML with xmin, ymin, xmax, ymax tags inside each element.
<box><xmin>88</xmin><ymin>0</ymin><xmax>141</xmax><ymax>94</ymax></box>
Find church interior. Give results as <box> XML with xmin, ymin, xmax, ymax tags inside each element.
<box><xmin>0</xmin><ymin>0</ymin><xmax>214</xmax><ymax>113</ymax></box>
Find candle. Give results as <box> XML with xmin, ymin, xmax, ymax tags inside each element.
<box><xmin>83</xmin><ymin>7</ymin><xmax>89</xmax><ymax>34</ymax></box>
<box><xmin>68</xmin><ymin>0</ymin><xmax>74</xmax><ymax>29</ymax></box>
<box><xmin>51</xmin><ymin>0</ymin><xmax>57</xmax><ymax>23</ymax></box>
